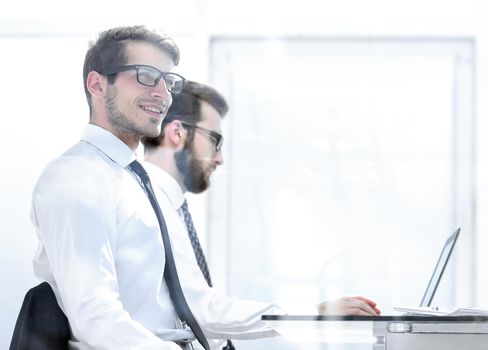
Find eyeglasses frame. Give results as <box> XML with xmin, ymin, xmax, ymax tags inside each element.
<box><xmin>179</xmin><ymin>120</ymin><xmax>223</xmax><ymax>153</ymax></box>
<box><xmin>99</xmin><ymin>64</ymin><xmax>185</xmax><ymax>93</ymax></box>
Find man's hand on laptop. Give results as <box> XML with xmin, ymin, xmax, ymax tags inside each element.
<box><xmin>317</xmin><ymin>296</ymin><xmax>381</xmax><ymax>316</ymax></box>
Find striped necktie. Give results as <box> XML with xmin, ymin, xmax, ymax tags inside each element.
<box><xmin>180</xmin><ymin>200</ymin><xmax>236</xmax><ymax>350</ymax></box>
<box><xmin>180</xmin><ymin>200</ymin><xmax>212</xmax><ymax>287</ymax></box>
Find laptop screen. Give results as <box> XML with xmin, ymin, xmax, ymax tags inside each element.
<box><xmin>419</xmin><ymin>228</ymin><xmax>461</xmax><ymax>307</ymax></box>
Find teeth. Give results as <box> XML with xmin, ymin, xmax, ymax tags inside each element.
<box><xmin>141</xmin><ymin>105</ymin><xmax>162</xmax><ymax>114</ymax></box>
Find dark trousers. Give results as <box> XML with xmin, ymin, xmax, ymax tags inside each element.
<box><xmin>9</xmin><ymin>282</ymin><xmax>70</xmax><ymax>350</ymax></box>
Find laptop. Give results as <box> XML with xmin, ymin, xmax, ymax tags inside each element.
<box><xmin>393</xmin><ymin>228</ymin><xmax>460</xmax><ymax>315</ymax></box>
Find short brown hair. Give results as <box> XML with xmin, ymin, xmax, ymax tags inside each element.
<box><xmin>83</xmin><ymin>25</ymin><xmax>180</xmax><ymax>115</ymax></box>
<box><xmin>142</xmin><ymin>80</ymin><xmax>229</xmax><ymax>151</ymax></box>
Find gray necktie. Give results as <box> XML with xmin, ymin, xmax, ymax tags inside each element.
<box><xmin>129</xmin><ymin>161</ymin><xmax>209</xmax><ymax>350</ymax></box>
<box><xmin>180</xmin><ymin>200</ymin><xmax>213</xmax><ymax>287</ymax></box>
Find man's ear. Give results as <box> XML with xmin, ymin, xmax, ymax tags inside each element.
<box><xmin>86</xmin><ymin>71</ymin><xmax>108</xmax><ymax>101</ymax></box>
<box><xmin>164</xmin><ymin>120</ymin><xmax>187</xmax><ymax>149</ymax></box>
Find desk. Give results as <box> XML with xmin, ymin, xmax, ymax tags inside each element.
<box><xmin>262</xmin><ymin>315</ymin><xmax>488</xmax><ymax>349</ymax></box>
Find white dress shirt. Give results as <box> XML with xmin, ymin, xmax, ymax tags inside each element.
<box><xmin>32</xmin><ymin>124</ymin><xmax>188</xmax><ymax>350</ymax></box>
<box><xmin>143</xmin><ymin>162</ymin><xmax>286</xmax><ymax>349</ymax></box>
<box><xmin>31</xmin><ymin>124</ymin><xmax>285</xmax><ymax>350</ymax></box>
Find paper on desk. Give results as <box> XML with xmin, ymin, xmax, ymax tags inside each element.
<box><xmin>448</xmin><ymin>308</ymin><xmax>488</xmax><ymax>316</ymax></box>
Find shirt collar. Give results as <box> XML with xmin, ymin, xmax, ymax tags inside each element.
<box><xmin>143</xmin><ymin>161</ymin><xmax>185</xmax><ymax>210</ymax></box>
<box><xmin>81</xmin><ymin>124</ymin><xmax>137</xmax><ymax>168</ymax></box>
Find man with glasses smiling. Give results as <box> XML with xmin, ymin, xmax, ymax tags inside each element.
<box><xmin>25</xmin><ymin>25</ymin><xmax>217</xmax><ymax>350</ymax></box>
<box><xmin>141</xmin><ymin>81</ymin><xmax>381</xmax><ymax>349</ymax></box>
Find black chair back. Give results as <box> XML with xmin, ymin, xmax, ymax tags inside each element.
<box><xmin>9</xmin><ymin>282</ymin><xmax>70</xmax><ymax>350</ymax></box>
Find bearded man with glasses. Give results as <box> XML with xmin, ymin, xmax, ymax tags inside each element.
<box><xmin>141</xmin><ymin>81</ymin><xmax>382</xmax><ymax>349</ymax></box>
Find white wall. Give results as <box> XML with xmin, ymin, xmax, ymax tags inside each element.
<box><xmin>1</xmin><ymin>0</ymin><xmax>488</xmax><ymax>348</ymax></box>
<box><xmin>204</xmin><ymin>0</ymin><xmax>488</xmax><ymax>308</ymax></box>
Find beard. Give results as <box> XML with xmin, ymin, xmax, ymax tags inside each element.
<box><xmin>174</xmin><ymin>141</ymin><xmax>212</xmax><ymax>194</ymax></box>
<box><xmin>104</xmin><ymin>86</ymin><xmax>160</xmax><ymax>139</ymax></box>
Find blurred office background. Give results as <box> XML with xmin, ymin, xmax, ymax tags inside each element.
<box><xmin>1</xmin><ymin>0</ymin><xmax>488</xmax><ymax>348</ymax></box>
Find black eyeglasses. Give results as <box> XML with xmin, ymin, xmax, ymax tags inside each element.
<box><xmin>100</xmin><ymin>64</ymin><xmax>185</xmax><ymax>93</ymax></box>
<box><xmin>180</xmin><ymin>121</ymin><xmax>223</xmax><ymax>152</ymax></box>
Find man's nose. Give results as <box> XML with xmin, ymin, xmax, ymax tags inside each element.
<box><xmin>150</xmin><ymin>79</ymin><xmax>172</xmax><ymax>102</ymax></box>
<box><xmin>214</xmin><ymin>149</ymin><xmax>224</xmax><ymax>166</ymax></box>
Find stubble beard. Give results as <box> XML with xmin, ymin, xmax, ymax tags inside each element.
<box><xmin>104</xmin><ymin>86</ymin><xmax>161</xmax><ymax>141</ymax></box>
